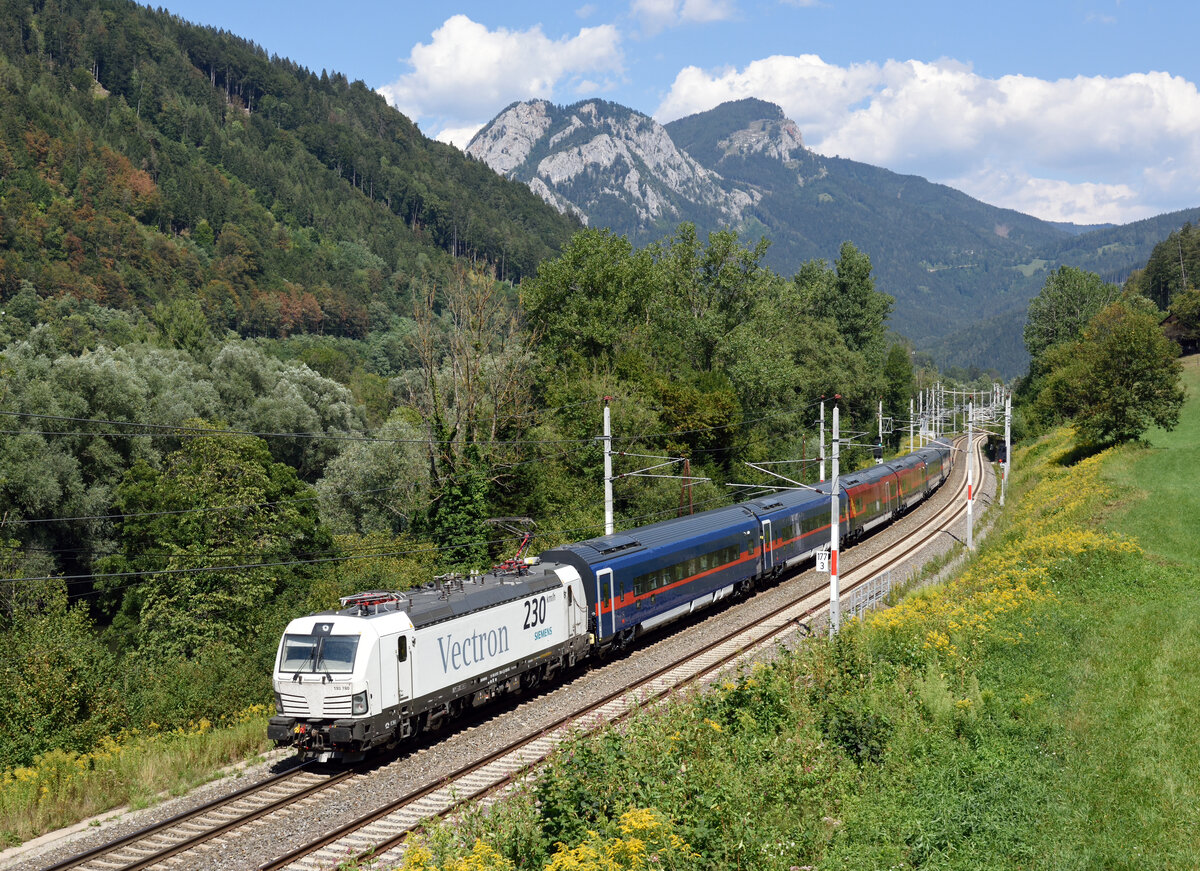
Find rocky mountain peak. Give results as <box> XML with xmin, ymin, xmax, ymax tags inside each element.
<box><xmin>467</xmin><ymin>99</ymin><xmax>759</xmax><ymax>231</ymax></box>
<box><xmin>718</xmin><ymin>116</ymin><xmax>806</xmax><ymax>162</ymax></box>
<box><xmin>465</xmin><ymin>100</ymin><xmax>554</xmax><ymax>175</ymax></box>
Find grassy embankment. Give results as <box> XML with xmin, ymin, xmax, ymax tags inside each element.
<box><xmin>0</xmin><ymin>706</ymin><xmax>273</xmax><ymax>847</ymax></box>
<box><xmin>379</xmin><ymin>357</ymin><xmax>1200</xmax><ymax>870</ymax></box>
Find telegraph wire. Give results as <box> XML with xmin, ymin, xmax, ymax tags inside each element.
<box><xmin>0</xmin><ymin>485</ymin><xmax>750</xmax><ymax>589</ymax></box>
<box><xmin>0</xmin><ymin>394</ymin><xmax>846</xmax><ymax>581</ymax></box>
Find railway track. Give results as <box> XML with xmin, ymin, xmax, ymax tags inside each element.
<box><xmin>42</xmin><ymin>435</ymin><xmax>988</xmax><ymax>871</ymax></box>
<box><xmin>260</xmin><ymin>434</ymin><xmax>989</xmax><ymax>871</ymax></box>
<box><xmin>39</xmin><ymin>764</ymin><xmax>356</xmax><ymax>871</ymax></box>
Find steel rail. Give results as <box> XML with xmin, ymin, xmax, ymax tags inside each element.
<box><xmin>41</xmin><ymin>763</ymin><xmax>355</xmax><ymax>871</ymax></box>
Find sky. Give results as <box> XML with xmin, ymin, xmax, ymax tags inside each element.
<box><xmin>153</xmin><ymin>0</ymin><xmax>1200</xmax><ymax>226</ymax></box>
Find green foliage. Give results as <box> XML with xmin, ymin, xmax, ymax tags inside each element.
<box><xmin>882</xmin><ymin>343</ymin><xmax>914</xmax><ymax>448</ymax></box>
<box><xmin>1132</xmin><ymin>222</ymin><xmax>1200</xmax><ymax>308</ymax></box>
<box><xmin>1018</xmin><ymin>257</ymin><xmax>1185</xmax><ymax>446</ymax></box>
<box><xmin>1022</xmin><ymin>265</ymin><xmax>1122</xmax><ymax>363</ymax></box>
<box><xmin>522</xmin><ymin>229</ymin><xmax>657</xmax><ymax>366</ymax></box>
<box><xmin>425</xmin><ymin>444</ymin><xmax>491</xmax><ymax>572</ymax></box>
<box><xmin>805</xmin><ymin>241</ymin><xmax>894</xmax><ymax>361</ymax></box>
<box><xmin>98</xmin><ymin>421</ymin><xmax>331</xmax><ymax>659</ymax></box>
<box><xmin>0</xmin><ymin>586</ymin><xmax>122</xmax><ymax>770</ymax></box>
<box><xmin>1052</xmin><ymin>304</ymin><xmax>1183</xmax><ymax>445</ymax></box>
<box><xmin>650</xmin><ymin>223</ymin><xmax>776</xmax><ymax>373</ymax></box>
<box><xmin>315</xmin><ymin>410</ymin><xmax>429</xmax><ymax>535</ymax></box>
<box><xmin>1169</xmin><ymin>287</ymin><xmax>1200</xmax><ymax>348</ymax></box>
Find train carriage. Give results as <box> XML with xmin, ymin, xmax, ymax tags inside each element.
<box><xmin>743</xmin><ymin>488</ymin><xmax>836</xmax><ymax>575</ymax></box>
<box><xmin>840</xmin><ymin>463</ymin><xmax>901</xmax><ymax>539</ymax></box>
<box><xmin>885</xmin><ymin>451</ymin><xmax>930</xmax><ymax>510</ymax></box>
<box><xmin>914</xmin><ymin>445</ymin><xmax>950</xmax><ymax>491</ymax></box>
<box><xmin>543</xmin><ymin>504</ymin><xmax>763</xmax><ymax>649</ymax></box>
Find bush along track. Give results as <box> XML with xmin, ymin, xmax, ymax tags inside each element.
<box><xmin>378</xmin><ymin>420</ymin><xmax>1200</xmax><ymax>870</ymax></box>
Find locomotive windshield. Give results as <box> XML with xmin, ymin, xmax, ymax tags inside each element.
<box><xmin>280</xmin><ymin>633</ymin><xmax>360</xmax><ymax>673</ymax></box>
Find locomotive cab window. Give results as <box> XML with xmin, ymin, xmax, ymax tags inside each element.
<box><xmin>280</xmin><ymin>633</ymin><xmax>361</xmax><ymax>673</ymax></box>
<box><xmin>398</xmin><ymin>636</ymin><xmax>408</xmax><ymax>662</ymax></box>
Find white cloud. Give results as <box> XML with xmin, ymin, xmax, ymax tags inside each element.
<box><xmin>681</xmin><ymin>0</ymin><xmax>737</xmax><ymax>22</ymax></box>
<box><xmin>656</xmin><ymin>54</ymin><xmax>884</xmax><ymax>140</ymax></box>
<box><xmin>947</xmin><ymin>166</ymin><xmax>1142</xmax><ymax>225</ymax></box>
<box><xmin>631</xmin><ymin>0</ymin><xmax>737</xmax><ymax>35</ymax></box>
<box><xmin>378</xmin><ymin>15</ymin><xmax>622</xmax><ymax>139</ymax></box>
<box><xmin>655</xmin><ymin>57</ymin><xmax>1200</xmax><ymax>223</ymax></box>
<box><xmin>434</xmin><ymin>124</ymin><xmax>485</xmax><ymax>150</ymax></box>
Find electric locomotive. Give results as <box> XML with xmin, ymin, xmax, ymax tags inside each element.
<box><xmin>268</xmin><ymin>560</ymin><xmax>589</xmax><ymax>761</ymax></box>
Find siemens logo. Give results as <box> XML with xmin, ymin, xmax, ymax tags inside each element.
<box><xmin>533</xmin><ymin>627</ymin><xmax>553</xmax><ymax>641</ymax></box>
<box><xmin>436</xmin><ymin>626</ymin><xmax>510</xmax><ymax>673</ymax></box>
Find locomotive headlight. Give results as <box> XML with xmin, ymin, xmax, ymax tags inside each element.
<box><xmin>351</xmin><ymin>690</ymin><xmax>368</xmax><ymax>715</ymax></box>
<box><xmin>274</xmin><ymin>692</ymin><xmax>284</xmax><ymax>714</ymax></box>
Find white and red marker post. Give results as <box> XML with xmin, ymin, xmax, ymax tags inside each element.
<box><xmin>828</xmin><ymin>401</ymin><xmax>841</xmax><ymax>635</ymax></box>
<box><xmin>966</xmin><ymin>400</ymin><xmax>974</xmax><ymax>551</ymax></box>
<box><xmin>1001</xmin><ymin>390</ymin><xmax>1011</xmax><ymax>507</ymax></box>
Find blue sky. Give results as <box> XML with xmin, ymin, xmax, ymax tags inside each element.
<box><xmin>153</xmin><ymin>0</ymin><xmax>1200</xmax><ymax>225</ymax></box>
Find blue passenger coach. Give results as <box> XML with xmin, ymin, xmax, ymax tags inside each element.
<box><xmin>543</xmin><ymin>504</ymin><xmax>760</xmax><ymax>649</ymax></box>
<box><xmin>543</xmin><ymin>485</ymin><xmax>834</xmax><ymax>650</ymax></box>
<box><xmin>543</xmin><ymin>440</ymin><xmax>953</xmax><ymax>651</ymax></box>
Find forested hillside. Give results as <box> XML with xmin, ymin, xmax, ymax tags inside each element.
<box><xmin>0</xmin><ymin>0</ymin><xmax>579</xmax><ymax>341</ymax></box>
<box><xmin>929</xmin><ymin>209</ymin><xmax>1200</xmax><ymax>372</ymax></box>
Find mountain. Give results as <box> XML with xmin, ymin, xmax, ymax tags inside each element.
<box><xmin>469</xmin><ymin>97</ymin><xmax>1199</xmax><ymax>376</ymax></box>
<box><xmin>467</xmin><ymin>99</ymin><xmax>758</xmax><ymax>237</ymax></box>
<box><xmin>0</xmin><ymin>0</ymin><xmax>579</xmax><ymax>342</ymax></box>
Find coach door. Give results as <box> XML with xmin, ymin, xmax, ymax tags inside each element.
<box><xmin>396</xmin><ymin>634</ymin><xmax>412</xmax><ymax>705</ymax></box>
<box><xmin>566</xmin><ymin>582</ymin><xmax>585</xmax><ymax>639</ymax></box>
<box><xmin>760</xmin><ymin>520</ymin><xmax>774</xmax><ymax>574</ymax></box>
<box><xmin>596</xmin><ymin>567</ymin><xmax>616</xmax><ymax>638</ymax></box>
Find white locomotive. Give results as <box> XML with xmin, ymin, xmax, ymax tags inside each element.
<box><xmin>268</xmin><ymin>560</ymin><xmax>589</xmax><ymax>761</ymax></box>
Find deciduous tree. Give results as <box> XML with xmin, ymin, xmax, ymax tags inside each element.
<box><xmin>1023</xmin><ymin>266</ymin><xmax>1122</xmax><ymax>363</ymax></box>
<box><xmin>100</xmin><ymin>422</ymin><xmax>331</xmax><ymax>659</ymax></box>
<box><xmin>803</xmin><ymin>242</ymin><xmax>893</xmax><ymax>361</ymax></box>
<box><xmin>1037</xmin><ymin>303</ymin><xmax>1183</xmax><ymax>445</ymax></box>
